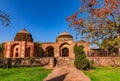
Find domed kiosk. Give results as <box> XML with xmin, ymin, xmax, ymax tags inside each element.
<box><xmin>14</xmin><ymin>29</ymin><xmax>33</xmax><ymax>42</ymax></box>
<box><xmin>4</xmin><ymin>29</ymin><xmax>38</xmax><ymax>58</ymax></box>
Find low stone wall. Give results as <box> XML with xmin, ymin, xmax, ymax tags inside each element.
<box><xmin>89</xmin><ymin>49</ymin><xmax>119</xmax><ymax>57</ymax></box>
<box><xmin>88</xmin><ymin>57</ymin><xmax>120</xmax><ymax>66</ymax></box>
<box><xmin>0</xmin><ymin>57</ymin><xmax>54</xmax><ymax>69</ymax></box>
<box><xmin>1</xmin><ymin>57</ymin><xmax>120</xmax><ymax>68</ymax></box>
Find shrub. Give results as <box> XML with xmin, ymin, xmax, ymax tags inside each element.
<box><xmin>74</xmin><ymin>45</ymin><xmax>92</xmax><ymax>70</ymax></box>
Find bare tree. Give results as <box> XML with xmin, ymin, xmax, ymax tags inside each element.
<box><xmin>0</xmin><ymin>10</ymin><xmax>10</xmax><ymax>27</ymax></box>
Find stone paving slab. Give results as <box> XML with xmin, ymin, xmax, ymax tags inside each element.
<box><xmin>44</xmin><ymin>66</ymin><xmax>91</xmax><ymax>81</ymax></box>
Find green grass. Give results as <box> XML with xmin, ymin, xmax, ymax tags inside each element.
<box><xmin>0</xmin><ymin>67</ymin><xmax>51</xmax><ymax>81</ymax></box>
<box><xmin>83</xmin><ymin>67</ymin><xmax>120</xmax><ymax>81</ymax></box>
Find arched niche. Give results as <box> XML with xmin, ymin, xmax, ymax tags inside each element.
<box><xmin>11</xmin><ymin>43</ymin><xmax>20</xmax><ymax>57</ymax></box>
<box><xmin>59</xmin><ymin>43</ymin><xmax>70</xmax><ymax>57</ymax></box>
<box><xmin>46</xmin><ymin>46</ymin><xmax>54</xmax><ymax>57</ymax></box>
<box><xmin>62</xmin><ymin>47</ymin><xmax>69</xmax><ymax>57</ymax></box>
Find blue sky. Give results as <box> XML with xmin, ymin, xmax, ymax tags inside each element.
<box><xmin>0</xmin><ymin>0</ymin><xmax>80</xmax><ymax>43</ymax></box>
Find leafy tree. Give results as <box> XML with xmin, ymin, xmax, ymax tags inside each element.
<box><xmin>67</xmin><ymin>0</ymin><xmax>120</xmax><ymax>46</ymax></box>
<box><xmin>101</xmin><ymin>38</ymin><xmax>120</xmax><ymax>49</ymax></box>
<box><xmin>0</xmin><ymin>43</ymin><xmax>4</xmax><ymax>57</ymax></box>
<box><xmin>0</xmin><ymin>10</ymin><xmax>10</xmax><ymax>27</ymax></box>
<box><xmin>74</xmin><ymin>45</ymin><xmax>90</xmax><ymax>70</ymax></box>
<box><xmin>100</xmin><ymin>38</ymin><xmax>120</xmax><ymax>55</ymax></box>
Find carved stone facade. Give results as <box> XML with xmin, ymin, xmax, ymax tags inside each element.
<box><xmin>4</xmin><ymin>41</ymin><xmax>36</xmax><ymax>58</ymax></box>
<box><xmin>4</xmin><ymin>29</ymin><xmax>90</xmax><ymax>59</ymax></box>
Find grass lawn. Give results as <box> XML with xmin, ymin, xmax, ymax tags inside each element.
<box><xmin>0</xmin><ymin>67</ymin><xmax>51</xmax><ymax>81</ymax></box>
<box><xmin>83</xmin><ymin>67</ymin><xmax>120</xmax><ymax>81</ymax></box>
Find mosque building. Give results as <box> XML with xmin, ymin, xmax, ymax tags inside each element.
<box><xmin>4</xmin><ymin>29</ymin><xmax>90</xmax><ymax>58</ymax></box>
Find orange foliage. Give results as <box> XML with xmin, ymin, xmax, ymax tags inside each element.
<box><xmin>88</xmin><ymin>0</ymin><xmax>98</xmax><ymax>7</ymax></box>
<box><xmin>105</xmin><ymin>0</ymin><xmax>117</xmax><ymax>4</ymax></box>
<box><xmin>67</xmin><ymin>0</ymin><xmax>120</xmax><ymax>45</ymax></box>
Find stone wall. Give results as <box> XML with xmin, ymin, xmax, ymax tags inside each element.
<box><xmin>88</xmin><ymin>57</ymin><xmax>120</xmax><ymax>66</ymax></box>
<box><xmin>0</xmin><ymin>57</ymin><xmax>54</xmax><ymax>69</ymax></box>
<box><xmin>89</xmin><ymin>49</ymin><xmax>119</xmax><ymax>57</ymax></box>
<box><xmin>1</xmin><ymin>57</ymin><xmax>120</xmax><ymax>68</ymax></box>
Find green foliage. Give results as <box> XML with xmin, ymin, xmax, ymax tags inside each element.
<box><xmin>100</xmin><ymin>38</ymin><xmax>120</xmax><ymax>55</ymax></box>
<box><xmin>0</xmin><ymin>67</ymin><xmax>51</xmax><ymax>81</ymax></box>
<box><xmin>101</xmin><ymin>38</ymin><xmax>120</xmax><ymax>49</ymax></box>
<box><xmin>0</xmin><ymin>43</ymin><xmax>4</xmax><ymax>57</ymax></box>
<box><xmin>83</xmin><ymin>67</ymin><xmax>120</xmax><ymax>81</ymax></box>
<box><xmin>74</xmin><ymin>45</ymin><xmax>91</xmax><ymax>70</ymax></box>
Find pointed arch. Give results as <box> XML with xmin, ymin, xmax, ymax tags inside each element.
<box><xmin>11</xmin><ymin>43</ymin><xmax>19</xmax><ymax>57</ymax></box>
<box><xmin>62</xmin><ymin>47</ymin><xmax>69</xmax><ymax>57</ymax></box>
<box><xmin>46</xmin><ymin>46</ymin><xmax>54</xmax><ymax>57</ymax></box>
<box><xmin>59</xmin><ymin>43</ymin><xmax>70</xmax><ymax>57</ymax></box>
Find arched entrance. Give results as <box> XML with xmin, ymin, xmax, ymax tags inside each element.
<box><xmin>62</xmin><ymin>48</ymin><xmax>69</xmax><ymax>57</ymax></box>
<box><xmin>46</xmin><ymin>46</ymin><xmax>54</xmax><ymax>57</ymax></box>
<box><xmin>59</xmin><ymin>43</ymin><xmax>70</xmax><ymax>57</ymax></box>
<box><xmin>11</xmin><ymin>44</ymin><xmax>20</xmax><ymax>57</ymax></box>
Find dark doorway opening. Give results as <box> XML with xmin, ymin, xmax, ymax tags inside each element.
<box><xmin>46</xmin><ymin>46</ymin><xmax>54</xmax><ymax>57</ymax></box>
<box><xmin>15</xmin><ymin>53</ymin><xmax>18</xmax><ymax>57</ymax></box>
<box><xmin>62</xmin><ymin>48</ymin><xmax>69</xmax><ymax>57</ymax></box>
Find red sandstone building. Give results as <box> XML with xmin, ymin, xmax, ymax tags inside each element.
<box><xmin>4</xmin><ymin>29</ymin><xmax>90</xmax><ymax>58</ymax></box>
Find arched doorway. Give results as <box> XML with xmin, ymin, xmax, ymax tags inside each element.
<box><xmin>62</xmin><ymin>48</ymin><xmax>69</xmax><ymax>57</ymax></box>
<box><xmin>15</xmin><ymin>47</ymin><xmax>19</xmax><ymax>57</ymax></box>
<box><xmin>46</xmin><ymin>46</ymin><xmax>54</xmax><ymax>57</ymax></box>
<box><xmin>11</xmin><ymin>44</ymin><xmax>19</xmax><ymax>57</ymax></box>
<box><xmin>25</xmin><ymin>47</ymin><xmax>31</xmax><ymax>57</ymax></box>
<box><xmin>59</xmin><ymin>43</ymin><xmax>70</xmax><ymax>57</ymax></box>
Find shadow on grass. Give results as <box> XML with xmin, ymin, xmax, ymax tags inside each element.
<box><xmin>47</xmin><ymin>73</ymin><xmax>68</xmax><ymax>81</ymax></box>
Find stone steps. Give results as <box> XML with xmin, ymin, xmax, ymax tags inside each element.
<box><xmin>56</xmin><ymin>57</ymin><xmax>74</xmax><ymax>67</ymax></box>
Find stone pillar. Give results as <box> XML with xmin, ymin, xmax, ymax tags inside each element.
<box><xmin>4</xmin><ymin>42</ymin><xmax>11</xmax><ymax>58</ymax></box>
<box><xmin>21</xmin><ymin>42</ymin><xmax>25</xmax><ymax>58</ymax></box>
<box><xmin>54</xmin><ymin>46</ymin><xmax>59</xmax><ymax>57</ymax></box>
<box><xmin>30</xmin><ymin>42</ymin><xmax>34</xmax><ymax>57</ymax></box>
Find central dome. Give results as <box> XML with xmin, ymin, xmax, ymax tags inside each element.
<box><xmin>57</xmin><ymin>31</ymin><xmax>73</xmax><ymax>38</ymax></box>
<box><xmin>14</xmin><ymin>29</ymin><xmax>33</xmax><ymax>42</ymax></box>
<box><xmin>56</xmin><ymin>31</ymin><xmax>73</xmax><ymax>42</ymax></box>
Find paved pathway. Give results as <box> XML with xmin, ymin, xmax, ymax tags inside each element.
<box><xmin>44</xmin><ymin>66</ymin><xmax>91</xmax><ymax>81</ymax></box>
